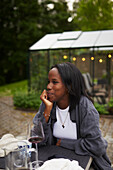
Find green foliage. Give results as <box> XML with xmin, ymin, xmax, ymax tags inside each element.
<box><xmin>29</xmin><ymin>51</ymin><xmax>48</xmax><ymax>91</ymax></box>
<box><xmin>0</xmin><ymin>80</ymin><xmax>27</xmax><ymax>97</ymax></box>
<box><xmin>13</xmin><ymin>92</ymin><xmax>41</xmax><ymax>110</ymax></box>
<box><xmin>0</xmin><ymin>0</ymin><xmax>40</xmax><ymax>84</ymax></box>
<box><xmin>94</xmin><ymin>103</ymin><xmax>109</xmax><ymax>115</ymax></box>
<box><xmin>108</xmin><ymin>98</ymin><xmax>113</xmax><ymax>114</ymax></box>
<box><xmin>102</xmin><ymin>71</ymin><xmax>113</xmax><ymax>79</ymax></box>
<box><xmin>0</xmin><ymin>79</ymin><xmax>41</xmax><ymax>110</ymax></box>
<box><xmin>0</xmin><ymin>0</ymin><xmax>73</xmax><ymax>85</ymax></box>
<box><xmin>108</xmin><ymin>98</ymin><xmax>113</xmax><ymax>108</ymax></box>
<box><xmin>73</xmin><ymin>0</ymin><xmax>113</xmax><ymax>31</ymax></box>
<box><xmin>39</xmin><ymin>0</ymin><xmax>72</xmax><ymax>33</ymax></box>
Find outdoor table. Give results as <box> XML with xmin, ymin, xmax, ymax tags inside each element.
<box><xmin>38</xmin><ymin>145</ymin><xmax>92</xmax><ymax>170</ymax></box>
<box><xmin>0</xmin><ymin>145</ymin><xmax>92</xmax><ymax>170</ymax></box>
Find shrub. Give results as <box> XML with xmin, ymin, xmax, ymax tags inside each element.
<box><xmin>108</xmin><ymin>98</ymin><xmax>113</xmax><ymax>108</ymax></box>
<box><xmin>13</xmin><ymin>92</ymin><xmax>41</xmax><ymax>110</ymax></box>
<box><xmin>94</xmin><ymin>103</ymin><xmax>109</xmax><ymax>115</ymax></box>
<box><xmin>108</xmin><ymin>98</ymin><xmax>113</xmax><ymax>114</ymax></box>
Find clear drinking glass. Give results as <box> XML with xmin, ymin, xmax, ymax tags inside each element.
<box><xmin>4</xmin><ymin>141</ymin><xmax>38</xmax><ymax>170</ymax></box>
<box><xmin>4</xmin><ymin>141</ymin><xmax>28</xmax><ymax>170</ymax></box>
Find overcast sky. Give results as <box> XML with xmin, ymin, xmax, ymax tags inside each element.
<box><xmin>66</xmin><ymin>0</ymin><xmax>79</xmax><ymax>10</ymax></box>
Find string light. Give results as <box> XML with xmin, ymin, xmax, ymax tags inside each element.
<box><xmin>82</xmin><ymin>57</ymin><xmax>86</xmax><ymax>61</ymax></box>
<box><xmin>91</xmin><ymin>57</ymin><xmax>94</xmax><ymax>60</ymax></box>
<box><xmin>108</xmin><ymin>54</ymin><xmax>112</xmax><ymax>58</ymax></box>
<box><xmin>63</xmin><ymin>55</ymin><xmax>68</xmax><ymax>59</ymax></box>
<box><xmin>72</xmin><ymin>57</ymin><xmax>76</xmax><ymax>61</ymax></box>
<box><xmin>99</xmin><ymin>59</ymin><xmax>103</xmax><ymax>63</ymax></box>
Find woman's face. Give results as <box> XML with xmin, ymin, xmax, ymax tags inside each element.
<box><xmin>47</xmin><ymin>68</ymin><xmax>69</xmax><ymax>106</ymax></box>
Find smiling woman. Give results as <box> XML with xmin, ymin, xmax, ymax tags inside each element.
<box><xmin>33</xmin><ymin>62</ymin><xmax>112</xmax><ymax>170</ymax></box>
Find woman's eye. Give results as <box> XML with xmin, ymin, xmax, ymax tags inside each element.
<box><xmin>53</xmin><ymin>81</ymin><xmax>58</xmax><ymax>84</ymax></box>
<box><xmin>48</xmin><ymin>80</ymin><xmax>58</xmax><ymax>84</ymax></box>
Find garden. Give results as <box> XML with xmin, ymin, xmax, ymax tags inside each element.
<box><xmin>0</xmin><ymin>80</ymin><xmax>113</xmax><ymax>115</ymax></box>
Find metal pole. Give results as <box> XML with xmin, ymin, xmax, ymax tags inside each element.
<box><xmin>27</xmin><ymin>50</ymin><xmax>31</xmax><ymax>92</ymax></box>
<box><xmin>108</xmin><ymin>55</ymin><xmax>111</xmax><ymax>99</ymax></box>
<box><xmin>108</xmin><ymin>57</ymin><xmax>111</xmax><ymax>86</ymax></box>
<box><xmin>89</xmin><ymin>52</ymin><xmax>92</xmax><ymax>75</ymax></box>
<box><xmin>69</xmin><ymin>49</ymin><xmax>71</xmax><ymax>62</ymax></box>
<box><xmin>92</xmin><ymin>49</ymin><xmax>95</xmax><ymax>96</ymax></box>
<box><xmin>47</xmin><ymin>50</ymin><xmax>50</xmax><ymax>73</ymax></box>
<box><xmin>106</xmin><ymin>54</ymin><xmax>109</xmax><ymax>92</ymax></box>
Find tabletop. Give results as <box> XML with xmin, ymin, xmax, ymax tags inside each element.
<box><xmin>38</xmin><ymin>145</ymin><xmax>92</xmax><ymax>170</ymax></box>
<box><xmin>0</xmin><ymin>145</ymin><xmax>92</xmax><ymax>170</ymax></box>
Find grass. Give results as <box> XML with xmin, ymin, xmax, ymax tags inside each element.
<box><xmin>0</xmin><ymin>80</ymin><xmax>28</xmax><ymax>97</ymax></box>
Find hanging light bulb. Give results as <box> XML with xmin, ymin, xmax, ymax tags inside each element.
<box><xmin>108</xmin><ymin>54</ymin><xmax>112</xmax><ymax>58</ymax></box>
<box><xmin>72</xmin><ymin>57</ymin><xmax>76</xmax><ymax>61</ymax></box>
<box><xmin>99</xmin><ymin>59</ymin><xmax>103</xmax><ymax>63</ymax></box>
<box><xmin>82</xmin><ymin>57</ymin><xmax>86</xmax><ymax>61</ymax></box>
<box><xmin>63</xmin><ymin>55</ymin><xmax>68</xmax><ymax>59</ymax></box>
<box><xmin>91</xmin><ymin>57</ymin><xmax>94</xmax><ymax>60</ymax></box>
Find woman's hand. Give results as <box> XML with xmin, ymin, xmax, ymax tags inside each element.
<box><xmin>40</xmin><ymin>89</ymin><xmax>53</xmax><ymax>108</ymax></box>
<box><xmin>40</xmin><ymin>89</ymin><xmax>53</xmax><ymax>122</ymax></box>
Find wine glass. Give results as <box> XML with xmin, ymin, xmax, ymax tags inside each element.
<box><xmin>28</xmin><ymin>160</ymin><xmax>43</xmax><ymax>170</ymax></box>
<box><xmin>27</xmin><ymin>120</ymin><xmax>45</xmax><ymax>164</ymax></box>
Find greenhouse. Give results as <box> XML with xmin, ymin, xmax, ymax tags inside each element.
<box><xmin>29</xmin><ymin>30</ymin><xmax>113</xmax><ymax>100</ymax></box>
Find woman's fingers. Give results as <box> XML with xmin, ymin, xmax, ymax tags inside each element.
<box><xmin>40</xmin><ymin>89</ymin><xmax>47</xmax><ymax>101</ymax></box>
<box><xmin>40</xmin><ymin>89</ymin><xmax>53</xmax><ymax>108</ymax></box>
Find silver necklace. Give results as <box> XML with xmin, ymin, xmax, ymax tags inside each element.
<box><xmin>57</xmin><ymin>108</ymin><xmax>69</xmax><ymax>128</ymax></box>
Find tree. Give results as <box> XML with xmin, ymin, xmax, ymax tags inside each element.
<box><xmin>38</xmin><ymin>0</ymin><xmax>73</xmax><ymax>34</ymax></box>
<box><xmin>73</xmin><ymin>0</ymin><xmax>113</xmax><ymax>31</ymax></box>
<box><xmin>0</xmin><ymin>0</ymin><xmax>74</xmax><ymax>85</ymax></box>
<box><xmin>0</xmin><ymin>0</ymin><xmax>41</xmax><ymax>84</ymax></box>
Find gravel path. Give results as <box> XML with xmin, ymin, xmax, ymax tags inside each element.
<box><xmin>0</xmin><ymin>96</ymin><xmax>36</xmax><ymax>138</ymax></box>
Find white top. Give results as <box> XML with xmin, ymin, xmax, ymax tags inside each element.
<box><xmin>53</xmin><ymin>106</ymin><xmax>77</xmax><ymax>140</ymax></box>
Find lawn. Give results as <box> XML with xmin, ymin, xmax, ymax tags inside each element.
<box><xmin>0</xmin><ymin>80</ymin><xmax>28</xmax><ymax>97</ymax></box>
<box><xmin>0</xmin><ymin>80</ymin><xmax>41</xmax><ymax>110</ymax></box>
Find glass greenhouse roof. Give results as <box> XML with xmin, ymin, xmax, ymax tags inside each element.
<box><xmin>29</xmin><ymin>30</ymin><xmax>113</xmax><ymax>51</ymax></box>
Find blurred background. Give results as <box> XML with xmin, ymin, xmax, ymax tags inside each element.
<box><xmin>0</xmin><ymin>0</ymin><xmax>113</xmax><ymax>86</ymax></box>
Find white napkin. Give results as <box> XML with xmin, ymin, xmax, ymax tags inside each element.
<box><xmin>0</xmin><ymin>134</ymin><xmax>18</xmax><ymax>157</ymax></box>
<box><xmin>39</xmin><ymin>158</ymin><xmax>84</xmax><ymax>170</ymax></box>
<box><xmin>0</xmin><ymin>134</ymin><xmax>31</xmax><ymax>157</ymax></box>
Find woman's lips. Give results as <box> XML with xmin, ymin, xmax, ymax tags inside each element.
<box><xmin>47</xmin><ymin>92</ymin><xmax>53</xmax><ymax>97</ymax></box>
